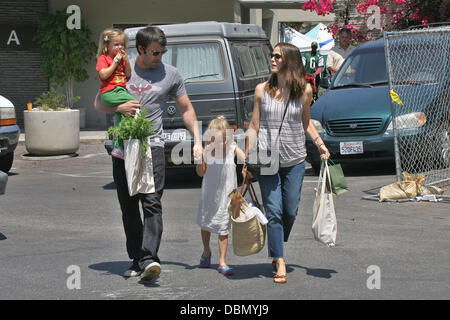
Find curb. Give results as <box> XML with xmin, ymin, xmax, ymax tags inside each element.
<box><xmin>18</xmin><ymin>132</ymin><xmax>107</xmax><ymax>145</ymax></box>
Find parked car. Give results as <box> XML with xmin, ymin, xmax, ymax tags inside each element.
<box><xmin>0</xmin><ymin>95</ymin><xmax>19</xmax><ymax>173</ymax></box>
<box><xmin>306</xmin><ymin>37</ymin><xmax>449</xmax><ymax>173</ymax></box>
<box><xmin>124</xmin><ymin>22</ymin><xmax>272</xmax><ymax>168</ymax></box>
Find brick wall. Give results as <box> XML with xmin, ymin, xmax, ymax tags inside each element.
<box><xmin>0</xmin><ymin>0</ymin><xmax>49</xmax><ymax>128</ymax></box>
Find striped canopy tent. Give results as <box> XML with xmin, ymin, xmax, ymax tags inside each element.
<box><xmin>305</xmin><ymin>23</ymin><xmax>335</xmax><ymax>55</ymax></box>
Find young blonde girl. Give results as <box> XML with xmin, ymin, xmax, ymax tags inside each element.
<box><xmin>196</xmin><ymin>115</ymin><xmax>245</xmax><ymax>275</ymax></box>
<box><xmin>96</xmin><ymin>28</ymin><xmax>137</xmax><ymax>158</ymax></box>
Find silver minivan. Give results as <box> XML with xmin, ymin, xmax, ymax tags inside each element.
<box><xmin>124</xmin><ymin>22</ymin><xmax>272</xmax><ymax>167</ymax></box>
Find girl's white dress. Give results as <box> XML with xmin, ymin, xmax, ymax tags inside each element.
<box><xmin>197</xmin><ymin>141</ymin><xmax>237</xmax><ymax>235</ymax></box>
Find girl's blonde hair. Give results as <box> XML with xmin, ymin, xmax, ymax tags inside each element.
<box><xmin>97</xmin><ymin>28</ymin><xmax>128</xmax><ymax>57</ymax></box>
<box><xmin>205</xmin><ymin>115</ymin><xmax>233</xmax><ymax>145</ymax></box>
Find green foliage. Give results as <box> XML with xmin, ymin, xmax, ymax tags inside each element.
<box><xmin>33</xmin><ymin>10</ymin><xmax>97</xmax><ymax>107</ymax></box>
<box><xmin>34</xmin><ymin>87</ymin><xmax>80</xmax><ymax>111</ymax></box>
<box><xmin>107</xmin><ymin>110</ymin><xmax>155</xmax><ymax>156</ymax></box>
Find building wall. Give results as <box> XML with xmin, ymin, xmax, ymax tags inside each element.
<box><xmin>0</xmin><ymin>0</ymin><xmax>49</xmax><ymax>127</ymax></box>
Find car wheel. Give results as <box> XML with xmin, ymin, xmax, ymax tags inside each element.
<box><xmin>0</xmin><ymin>152</ymin><xmax>14</xmax><ymax>173</ymax></box>
<box><xmin>432</xmin><ymin>121</ymin><xmax>449</xmax><ymax>169</ymax></box>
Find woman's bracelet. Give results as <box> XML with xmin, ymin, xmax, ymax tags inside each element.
<box><xmin>313</xmin><ymin>136</ymin><xmax>321</xmax><ymax>144</ymax></box>
<box><xmin>317</xmin><ymin>143</ymin><xmax>325</xmax><ymax>149</ymax></box>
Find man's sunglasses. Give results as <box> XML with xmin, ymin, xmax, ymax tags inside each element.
<box><xmin>270</xmin><ymin>53</ymin><xmax>282</xmax><ymax>60</ymax></box>
<box><xmin>150</xmin><ymin>49</ymin><xmax>168</xmax><ymax>56</ymax></box>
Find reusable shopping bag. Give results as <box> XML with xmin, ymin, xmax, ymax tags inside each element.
<box><xmin>228</xmin><ymin>179</ymin><xmax>266</xmax><ymax>256</ymax></box>
<box><xmin>312</xmin><ymin>160</ymin><xmax>337</xmax><ymax>247</ymax></box>
<box><xmin>327</xmin><ymin>159</ymin><xmax>348</xmax><ymax>195</ymax></box>
<box><xmin>124</xmin><ymin>136</ymin><xmax>155</xmax><ymax>196</ymax></box>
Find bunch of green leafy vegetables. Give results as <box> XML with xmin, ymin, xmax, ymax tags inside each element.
<box><xmin>107</xmin><ymin>109</ymin><xmax>155</xmax><ymax>156</ymax></box>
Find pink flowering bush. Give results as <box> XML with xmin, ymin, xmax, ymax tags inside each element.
<box><xmin>328</xmin><ymin>21</ymin><xmax>372</xmax><ymax>45</ymax></box>
<box><xmin>354</xmin><ymin>0</ymin><xmax>441</xmax><ymax>30</ymax></box>
<box><xmin>302</xmin><ymin>0</ymin><xmax>336</xmax><ymax>16</ymax></box>
<box><xmin>302</xmin><ymin>0</ymin><xmax>446</xmax><ymax>32</ymax></box>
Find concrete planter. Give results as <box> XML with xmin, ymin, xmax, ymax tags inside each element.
<box><xmin>24</xmin><ymin>109</ymin><xmax>80</xmax><ymax>156</ymax></box>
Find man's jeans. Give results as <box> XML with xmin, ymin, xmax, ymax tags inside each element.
<box><xmin>112</xmin><ymin>146</ymin><xmax>165</xmax><ymax>269</ymax></box>
<box><xmin>257</xmin><ymin>161</ymin><xmax>305</xmax><ymax>259</ymax></box>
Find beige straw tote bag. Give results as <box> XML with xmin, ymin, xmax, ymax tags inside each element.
<box><xmin>228</xmin><ymin>179</ymin><xmax>266</xmax><ymax>256</ymax></box>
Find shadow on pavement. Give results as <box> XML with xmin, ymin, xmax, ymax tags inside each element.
<box><xmin>289</xmin><ymin>264</ymin><xmax>338</xmax><ymax>279</ymax></box>
<box><xmin>89</xmin><ymin>260</ymin><xmax>197</xmax><ymax>278</ymax></box>
<box><xmin>217</xmin><ymin>263</ymin><xmax>337</xmax><ymax>280</ymax></box>
<box><xmin>165</xmin><ymin>167</ymin><xmax>202</xmax><ymax>189</ymax></box>
<box><xmin>89</xmin><ymin>261</ymin><xmax>131</xmax><ymax>277</ymax></box>
<box><xmin>305</xmin><ymin>161</ymin><xmax>396</xmax><ymax>177</ymax></box>
<box><xmin>341</xmin><ymin>162</ymin><xmax>395</xmax><ymax>177</ymax></box>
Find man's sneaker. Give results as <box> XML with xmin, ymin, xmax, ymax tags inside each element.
<box><xmin>123</xmin><ymin>259</ymin><xmax>141</xmax><ymax>277</ymax></box>
<box><xmin>140</xmin><ymin>262</ymin><xmax>161</xmax><ymax>281</ymax></box>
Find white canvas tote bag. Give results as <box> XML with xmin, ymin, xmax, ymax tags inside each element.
<box><xmin>312</xmin><ymin>160</ymin><xmax>337</xmax><ymax>247</ymax></box>
<box><xmin>124</xmin><ymin>137</ymin><xmax>155</xmax><ymax>196</ymax></box>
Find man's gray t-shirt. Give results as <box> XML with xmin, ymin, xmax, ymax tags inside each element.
<box><xmin>125</xmin><ymin>58</ymin><xmax>186</xmax><ymax>147</ymax></box>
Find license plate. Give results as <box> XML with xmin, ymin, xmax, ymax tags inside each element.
<box><xmin>340</xmin><ymin>141</ymin><xmax>363</xmax><ymax>155</ymax></box>
<box><xmin>163</xmin><ymin>129</ymin><xmax>187</xmax><ymax>141</ymax></box>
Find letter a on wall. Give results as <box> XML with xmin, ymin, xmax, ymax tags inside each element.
<box><xmin>7</xmin><ymin>30</ymin><xmax>20</xmax><ymax>45</ymax></box>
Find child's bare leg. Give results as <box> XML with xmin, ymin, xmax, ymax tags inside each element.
<box><xmin>218</xmin><ymin>234</ymin><xmax>229</xmax><ymax>266</ymax></box>
<box><xmin>201</xmin><ymin>229</ymin><xmax>211</xmax><ymax>257</ymax></box>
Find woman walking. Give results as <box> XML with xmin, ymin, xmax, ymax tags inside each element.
<box><xmin>243</xmin><ymin>43</ymin><xmax>330</xmax><ymax>284</ymax></box>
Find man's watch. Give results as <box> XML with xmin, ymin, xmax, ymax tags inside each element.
<box><xmin>113</xmin><ymin>57</ymin><xmax>120</xmax><ymax>64</ymax></box>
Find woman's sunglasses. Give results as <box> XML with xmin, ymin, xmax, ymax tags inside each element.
<box><xmin>150</xmin><ymin>49</ymin><xmax>168</xmax><ymax>56</ymax></box>
<box><xmin>270</xmin><ymin>53</ymin><xmax>282</xmax><ymax>60</ymax></box>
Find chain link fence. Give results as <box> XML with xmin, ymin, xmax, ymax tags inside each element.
<box><xmin>384</xmin><ymin>26</ymin><xmax>450</xmax><ymax>188</ymax></box>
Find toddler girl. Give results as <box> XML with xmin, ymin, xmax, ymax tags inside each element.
<box><xmin>96</xmin><ymin>28</ymin><xmax>137</xmax><ymax>159</ymax></box>
<box><xmin>196</xmin><ymin>115</ymin><xmax>245</xmax><ymax>275</ymax></box>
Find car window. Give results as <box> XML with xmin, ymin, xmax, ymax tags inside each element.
<box><xmin>250</xmin><ymin>46</ymin><xmax>270</xmax><ymax>75</ymax></box>
<box><xmin>390</xmin><ymin>43</ymin><xmax>443</xmax><ymax>85</ymax></box>
<box><xmin>334</xmin><ymin>48</ymin><xmax>388</xmax><ymax>86</ymax></box>
<box><xmin>127</xmin><ymin>42</ymin><xmax>225</xmax><ymax>83</ymax></box>
<box><xmin>233</xmin><ymin>45</ymin><xmax>257</xmax><ymax>77</ymax></box>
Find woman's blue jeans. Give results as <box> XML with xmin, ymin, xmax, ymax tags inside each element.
<box><xmin>257</xmin><ymin>161</ymin><xmax>305</xmax><ymax>259</ymax></box>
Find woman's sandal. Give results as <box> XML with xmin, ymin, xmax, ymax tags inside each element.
<box><xmin>217</xmin><ymin>264</ymin><xmax>233</xmax><ymax>275</ymax></box>
<box><xmin>272</xmin><ymin>259</ymin><xmax>287</xmax><ymax>283</ymax></box>
<box><xmin>273</xmin><ymin>274</ymin><xmax>287</xmax><ymax>284</ymax></box>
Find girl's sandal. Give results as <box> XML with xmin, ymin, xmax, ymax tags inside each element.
<box><xmin>217</xmin><ymin>265</ymin><xmax>233</xmax><ymax>275</ymax></box>
<box><xmin>273</xmin><ymin>274</ymin><xmax>287</xmax><ymax>284</ymax></box>
<box><xmin>199</xmin><ymin>253</ymin><xmax>211</xmax><ymax>268</ymax></box>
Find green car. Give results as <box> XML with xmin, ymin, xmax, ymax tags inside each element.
<box><xmin>306</xmin><ymin>38</ymin><xmax>449</xmax><ymax>174</ymax></box>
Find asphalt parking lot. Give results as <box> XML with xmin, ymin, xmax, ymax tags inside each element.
<box><xmin>1</xmin><ymin>142</ymin><xmax>449</xmax><ymax>303</ymax></box>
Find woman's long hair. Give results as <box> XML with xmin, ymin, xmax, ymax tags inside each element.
<box><xmin>265</xmin><ymin>42</ymin><xmax>307</xmax><ymax>101</ymax></box>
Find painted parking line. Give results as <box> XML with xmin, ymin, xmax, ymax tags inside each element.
<box><xmin>54</xmin><ymin>171</ymin><xmax>112</xmax><ymax>179</ymax></box>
